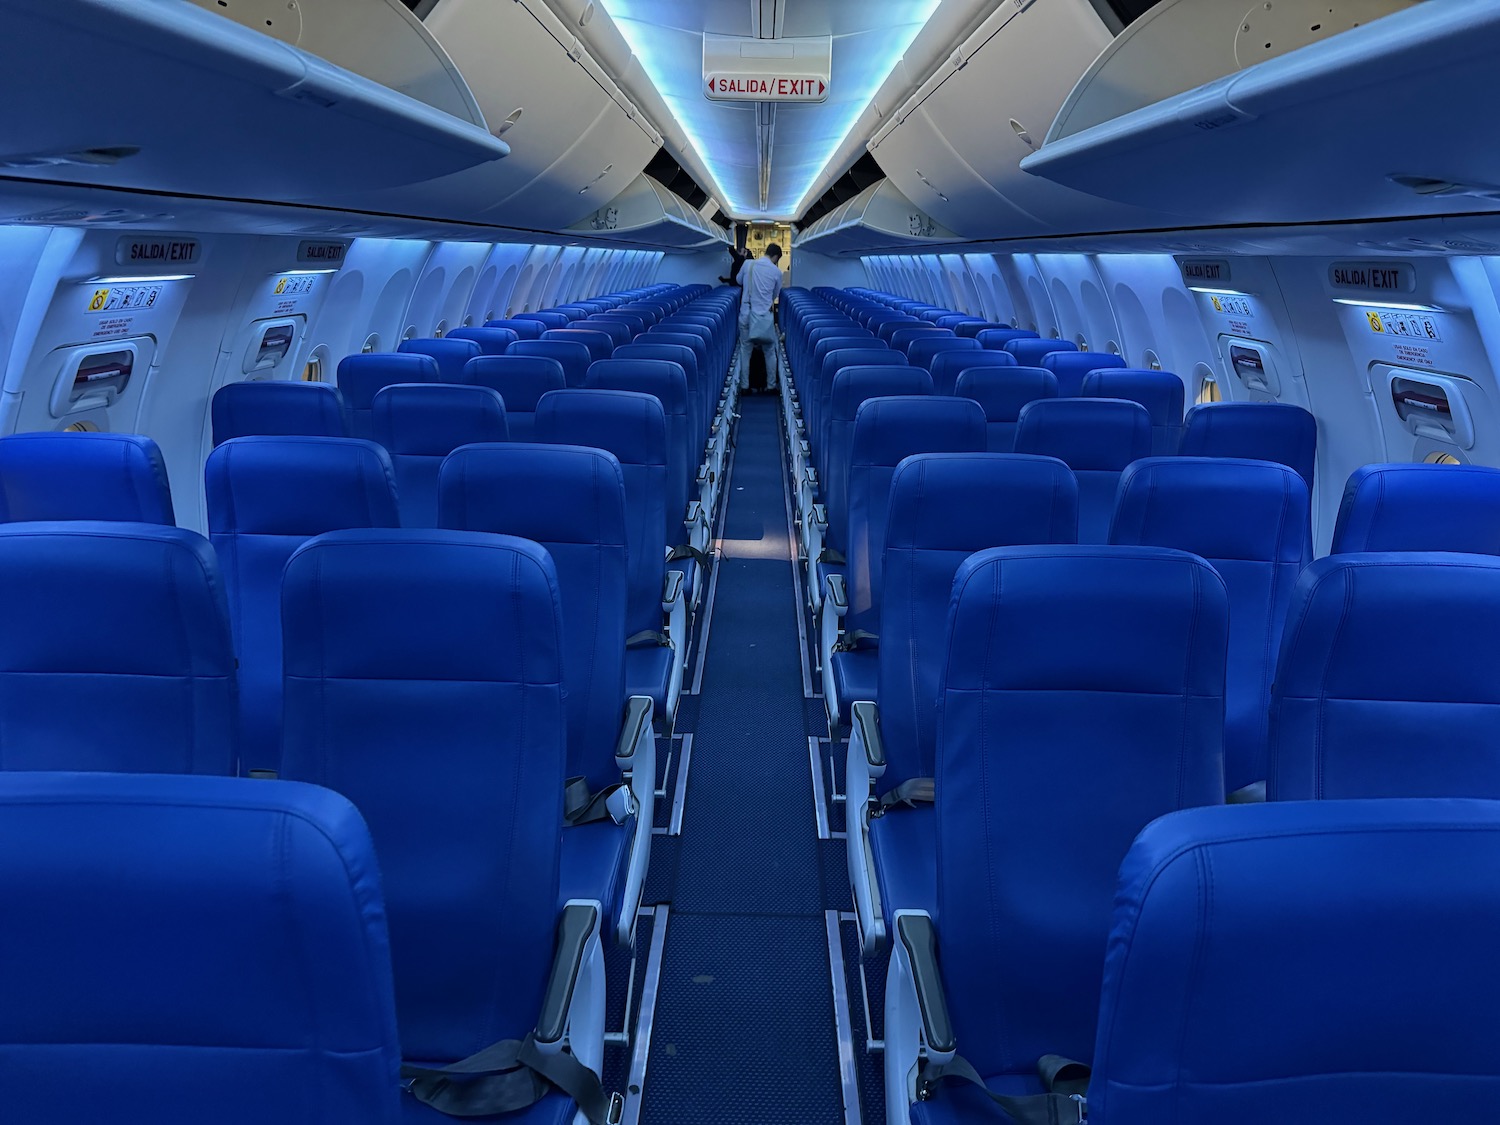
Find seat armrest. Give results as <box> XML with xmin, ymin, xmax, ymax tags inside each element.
<box><xmin>896</xmin><ymin>913</ymin><xmax>955</xmax><ymax>1059</ymax></box>
<box><xmin>535</xmin><ymin>903</ymin><xmax>600</xmax><ymax>1047</ymax></box>
<box><xmin>852</xmin><ymin>700</ymin><xmax>885</xmax><ymax>771</ymax></box>
<box><xmin>615</xmin><ymin>695</ymin><xmax>653</xmax><ymax>771</ymax></box>
<box><xmin>661</xmin><ymin>568</ymin><xmax>685</xmax><ymax>613</ymax></box>
<box><xmin>810</xmin><ymin>502</ymin><xmax>827</xmax><ymax>531</ymax></box>
<box><xmin>825</xmin><ymin>572</ymin><xmax>848</xmax><ymax>614</ymax></box>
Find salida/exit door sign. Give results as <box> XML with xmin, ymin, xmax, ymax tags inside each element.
<box><xmin>702</xmin><ymin>33</ymin><xmax>832</xmax><ymax>103</ymax></box>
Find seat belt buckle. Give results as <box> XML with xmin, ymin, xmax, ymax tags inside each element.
<box><xmin>1070</xmin><ymin>1094</ymin><xmax>1088</xmax><ymax>1121</ymax></box>
<box><xmin>606</xmin><ymin>785</ymin><xmax>637</xmax><ymax>826</ymax></box>
<box><xmin>606</xmin><ymin>1091</ymin><xmax>625</xmax><ymax>1124</ymax></box>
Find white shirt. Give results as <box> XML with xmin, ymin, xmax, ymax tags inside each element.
<box><xmin>738</xmin><ymin>255</ymin><xmax>783</xmax><ymax>317</ymax></box>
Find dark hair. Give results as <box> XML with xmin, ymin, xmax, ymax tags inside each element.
<box><xmin>766</xmin><ymin>243</ymin><xmax>783</xmax><ymax>260</ymax></box>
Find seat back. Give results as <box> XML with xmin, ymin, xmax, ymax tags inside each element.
<box><xmin>580</xmin><ymin>319</ymin><xmax>632</xmax><ymax>349</ymax></box>
<box><xmin>0</xmin><ymin>772</ymin><xmax>402</xmax><ymax>1123</ymax></box>
<box><xmin>1332</xmin><ymin>462</ymin><xmax>1500</xmax><ymax>554</ymax></box>
<box><xmin>1269</xmin><ymin>552</ymin><xmax>1500</xmax><ymax>800</ymax></box>
<box><xmin>371</xmin><ymin>384</ymin><xmax>508</xmax><ymax>527</ymax></box>
<box><xmin>1179</xmin><ymin>401</ymin><xmax>1317</xmax><ymax>492</ymax></box>
<box><xmin>439</xmin><ymin>444</ymin><xmax>627</xmax><ymax>789</ymax></box>
<box><xmin>535</xmin><ymin>389</ymin><xmax>668</xmax><ymax>638</ymax></box>
<box><xmin>938</xmin><ymin>544</ymin><xmax>1227</xmax><ymax>1074</ymax></box>
<box><xmin>875</xmin><ymin>317</ymin><xmax>921</xmax><ymax>343</ymax></box>
<box><xmin>280</xmin><ymin>529</ymin><xmax>564</xmax><ymax>1064</ymax></box>
<box><xmin>508</xmin><ymin>339</ymin><xmax>593</xmax><ymax>388</ymax></box>
<box><xmin>514</xmin><ymin>311</ymin><xmax>569</xmax><ymax>330</ymax></box>
<box><xmin>211</xmin><ymin>381</ymin><xmax>346</xmax><ymax>446</ymax></box>
<box><xmin>1042</xmin><ymin>350</ymin><xmax>1127</xmax><ymax>396</ymax></box>
<box><xmin>541</xmin><ymin>327</ymin><xmax>615</xmax><ymax>364</ymax></box>
<box><xmin>585</xmin><ymin>358</ymin><xmax>693</xmax><ymax>538</ymax></box>
<box><xmin>205</xmin><ymin>437</ymin><xmax>399</xmax><ymax>774</ymax></box>
<box><xmin>890</xmin><ymin>327</ymin><xmax>951</xmax><ymax>356</ymax></box>
<box><xmin>336</xmin><ymin>353</ymin><xmax>439</xmax><ymax>439</ymax></box>
<box><xmin>815</xmin><ymin>347</ymin><xmax>903</xmax><ymax>444</ymax></box>
<box><xmin>0</xmin><ymin>522</ymin><xmax>235</xmax><ymax>775</ymax></box>
<box><xmin>927</xmin><ymin>348</ymin><xmax>1016</xmax><ymax>396</ymax></box>
<box><xmin>1091</xmin><ymin>799</ymin><xmax>1500</xmax><ymax>1125</ymax></box>
<box><xmin>398</xmin><ymin>338</ymin><xmax>481</xmax><ymax>382</ymax></box>
<box><xmin>484</xmin><ymin>317</ymin><xmax>544</xmax><ymax>340</ymax></box>
<box><xmin>907</xmin><ymin>336</ymin><xmax>980</xmax><ymax>374</ymax></box>
<box><xmin>974</xmin><ymin>326</ymin><xmax>1040</xmax><ymax>347</ymax></box>
<box><xmin>879</xmin><ymin>454</ymin><xmax>1077</xmax><ymax>783</ymax></box>
<box><xmin>1014</xmin><ymin>398</ymin><xmax>1152</xmax><ymax>541</ymax></box>
<box><xmin>1111</xmin><ymin>457</ymin><xmax>1309</xmax><ymax>792</ymax></box>
<box><xmin>1080</xmin><ymin>368</ymin><xmax>1185</xmax><ymax>455</ymax></box>
<box><xmin>0</xmin><ymin>431</ymin><xmax>175</xmax><ymax>525</ymax></box>
<box><xmin>822</xmin><ymin>366</ymin><xmax>934</xmax><ymax>538</ymax></box>
<box><xmin>1005</xmin><ymin>338</ymin><xmax>1077</xmax><ymax>367</ymax></box>
<box><xmin>954</xmin><ymin>366</ymin><xmax>1058</xmax><ymax>451</ymax></box>
<box><xmin>844</xmin><ymin>397</ymin><xmax>986</xmax><ymax>634</ymax></box>
<box><xmin>444</xmin><ymin>326</ymin><xmax>517</xmax><ymax>356</ymax></box>
<box><xmin>460</xmin><ymin>355</ymin><xmax>566</xmax><ymax>440</ymax></box>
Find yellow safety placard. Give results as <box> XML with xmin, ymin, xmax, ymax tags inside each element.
<box><xmin>1366</xmin><ymin>311</ymin><xmax>1385</xmax><ymax>333</ymax></box>
<box><xmin>274</xmin><ymin>278</ymin><xmax>287</xmax><ymax>295</ymax></box>
<box><xmin>88</xmin><ymin>288</ymin><xmax>110</xmax><ymax>312</ymax></box>
<box><xmin>1210</xmin><ymin>296</ymin><xmax>1223</xmax><ymax>312</ymax></box>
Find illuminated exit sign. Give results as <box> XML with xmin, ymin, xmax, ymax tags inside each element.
<box><xmin>703</xmin><ymin>33</ymin><xmax>831</xmax><ymax>103</ymax></box>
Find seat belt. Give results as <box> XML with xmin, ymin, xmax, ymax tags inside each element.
<box><xmin>874</xmin><ymin>776</ymin><xmax>933</xmax><ymax>813</ymax></box>
<box><xmin>625</xmin><ymin>630</ymin><xmax>672</xmax><ymax>649</ymax></box>
<box><xmin>918</xmin><ymin>1053</ymin><xmax>1089</xmax><ymax>1124</ymax></box>
<box><xmin>832</xmin><ymin>630</ymin><xmax>878</xmax><ymax>653</ymax></box>
<box><xmin>402</xmin><ymin>1033</ymin><xmax>624</xmax><ymax>1123</ymax></box>
<box><xmin>563</xmin><ymin>776</ymin><xmax>633</xmax><ymax>827</ymax></box>
<box><xmin>668</xmin><ymin>544</ymin><xmax>712</xmax><ymax>569</ymax></box>
<box><xmin>818</xmin><ymin>546</ymin><xmax>846</xmax><ymax>565</ymax></box>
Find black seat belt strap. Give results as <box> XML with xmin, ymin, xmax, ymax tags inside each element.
<box><xmin>402</xmin><ymin>1034</ymin><xmax>623</xmax><ymax>1123</ymax></box>
<box><xmin>833</xmin><ymin>630</ymin><xmax>879</xmax><ymax>653</ymax></box>
<box><xmin>668</xmin><ymin>544</ymin><xmax>712</xmax><ymax>569</ymax></box>
<box><xmin>918</xmin><ymin>1053</ymin><xmax>1088</xmax><ymax>1124</ymax></box>
<box><xmin>875</xmin><ymin>776</ymin><xmax>934</xmax><ymax>813</ymax></box>
<box><xmin>563</xmin><ymin>776</ymin><xmax>627</xmax><ymax>826</ymax></box>
<box><xmin>625</xmin><ymin>630</ymin><xmax>672</xmax><ymax>649</ymax></box>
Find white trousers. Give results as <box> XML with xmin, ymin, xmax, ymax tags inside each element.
<box><xmin>736</xmin><ymin>306</ymin><xmax>779</xmax><ymax>390</ymax></box>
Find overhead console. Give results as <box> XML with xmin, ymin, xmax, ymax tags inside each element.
<box><xmin>794</xmin><ymin>180</ymin><xmax>958</xmax><ymax>257</ymax></box>
<box><xmin>1019</xmin><ymin>0</ymin><xmax>1500</xmax><ymax>227</ymax></box>
<box><xmin>566</xmin><ymin>175</ymin><xmax>728</xmax><ymax>251</ymax></box>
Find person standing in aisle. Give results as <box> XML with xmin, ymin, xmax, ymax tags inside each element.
<box><xmin>736</xmin><ymin>243</ymin><xmax>782</xmax><ymax>394</ymax></box>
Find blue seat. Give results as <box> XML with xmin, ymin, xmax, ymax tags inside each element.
<box><xmin>542</xmin><ymin>328</ymin><xmax>615</xmax><ymax>364</ymax></box>
<box><xmin>1080</xmin><ymin>368</ymin><xmax>1185</xmax><ymax>455</ymax></box>
<box><xmin>460</xmin><ymin>355</ymin><xmax>565</xmax><ymax>441</ymax></box>
<box><xmin>908</xmin><ymin>336</ymin><xmax>981</xmax><ymax>374</ymax></box>
<box><xmin>975</xmin><ymin>327</ymin><xmax>1040</xmax><ymax>349</ymax></box>
<box><xmin>484</xmin><ymin>317</ymin><xmax>544</xmax><ymax>340</ymax></box>
<box><xmin>819</xmin><ymin>397</ymin><xmax>986</xmax><ymax>732</ymax></box>
<box><xmin>927</xmin><ymin>349</ymin><xmax>1016</xmax><ymax>397</ymax></box>
<box><xmin>1179</xmin><ymin>401</ymin><xmax>1317</xmax><ymax>493</ymax></box>
<box><xmin>509</xmin><ymin>339</ymin><xmax>593</xmax><ymax>389</ymax></box>
<box><xmin>1332</xmin><ymin>462</ymin><xmax>1500</xmax><ymax>554</ymax></box>
<box><xmin>891</xmin><ymin>327</ymin><xmax>952</xmax><ymax>357</ymax></box>
<box><xmin>398</xmin><ymin>337</ymin><xmax>481</xmax><ymax>382</ymax></box>
<box><xmin>0</xmin><ymin>431</ymin><xmax>174</xmax><ymax>524</ymax></box>
<box><xmin>534</xmin><ymin>388</ymin><xmax>686</xmax><ymax>733</ymax></box>
<box><xmin>337</xmin><ymin>353</ymin><xmax>439</xmax><ymax>440</ymax></box>
<box><xmin>279</xmin><ymin>529</ymin><xmax>607</xmax><ymax>1122</ymax></box>
<box><xmin>1014</xmin><ymin>399</ymin><xmax>1151</xmax><ymax>542</ymax></box>
<box><xmin>514</xmin><ymin>311</ymin><xmax>570</xmax><ymax>331</ymax></box>
<box><xmin>817</xmin><ymin>366</ymin><xmax>933</xmax><ymax>538</ymax></box>
<box><xmin>846</xmin><ymin>455</ymin><xmax>1077</xmax><ymax>948</ymax></box>
<box><xmin>1269</xmin><ymin>552</ymin><xmax>1500</xmax><ymax>801</ymax></box>
<box><xmin>0</xmin><ymin>522</ymin><xmax>234</xmax><ymax>775</ymax></box>
<box><xmin>211</xmin><ymin>380</ymin><xmax>346</xmax><ymax>445</ymax></box>
<box><xmin>439</xmin><ymin>445</ymin><xmax>653</xmax><ymax>947</ymax></box>
<box><xmin>0</xmin><ymin>772</ymin><xmax>402</xmax><ymax>1124</ymax></box>
<box><xmin>876</xmin><ymin>318</ymin><xmax>922</xmax><ymax>343</ymax></box>
<box><xmin>580</xmin><ymin>318</ymin><xmax>633</xmax><ymax>349</ymax></box>
<box><xmin>887</xmin><ymin>545</ymin><xmax>1226</xmax><ymax>1123</ymax></box>
<box><xmin>1005</xmin><ymin>338</ymin><xmax>1077</xmax><ymax>367</ymax></box>
<box><xmin>955</xmin><ymin>367</ymin><xmax>1058</xmax><ymax>452</ymax></box>
<box><xmin>811</xmin><ymin>347</ymin><xmax>902</xmax><ymax>454</ymax></box>
<box><xmin>594</xmin><ymin>312</ymin><xmax>646</xmax><ymax>337</ymax></box>
<box><xmin>1087</xmin><ymin>799</ymin><xmax>1500</xmax><ymax>1124</ymax></box>
<box><xmin>205</xmin><ymin>436</ymin><xmax>399</xmax><ymax>775</ymax></box>
<box><xmin>1111</xmin><ymin>457</ymin><xmax>1309</xmax><ymax>794</ymax></box>
<box><xmin>936</xmin><ymin>315</ymin><xmax>984</xmax><ymax>331</ymax></box>
<box><xmin>1042</xmin><ymin>351</ymin><xmax>1127</xmax><ymax>397</ymax></box>
<box><xmin>372</xmin><ymin>384</ymin><xmax>508</xmax><ymax>527</ymax></box>
<box><xmin>444</xmin><ymin>326</ymin><xmax>517</xmax><ymax>356</ymax></box>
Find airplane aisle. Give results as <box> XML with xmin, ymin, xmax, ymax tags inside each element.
<box><xmin>639</xmin><ymin>393</ymin><xmax>854</xmax><ymax>1125</ymax></box>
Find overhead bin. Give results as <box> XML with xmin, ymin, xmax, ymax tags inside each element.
<box><xmin>1021</xmin><ymin>0</ymin><xmax>1497</xmax><ymax>226</ymax></box>
<box><xmin>793</xmin><ymin>180</ymin><xmax>958</xmax><ymax>256</ymax></box>
<box><xmin>865</xmin><ymin>0</ymin><xmax>1172</xmax><ymax>242</ymax></box>
<box><xmin>567</xmin><ymin>176</ymin><xmax>728</xmax><ymax>251</ymax></box>
<box><xmin>0</xmin><ymin>0</ymin><xmax>508</xmax><ymax>204</ymax></box>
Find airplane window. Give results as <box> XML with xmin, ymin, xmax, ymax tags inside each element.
<box><xmin>463</xmin><ymin>316</ymin><xmax>474</xmax><ymax>328</ymax></box>
<box><xmin>1076</xmin><ymin>336</ymin><xmax>1090</xmax><ymax>351</ymax></box>
<box><xmin>1105</xmin><ymin>341</ymin><xmax>1121</xmax><ymax>355</ymax></box>
<box><xmin>1425</xmin><ymin>451</ymin><xmax>1463</xmax><ymax>465</ymax></box>
<box><xmin>63</xmin><ymin>421</ymin><xmax>99</xmax><ymax>432</ymax></box>
<box><xmin>486</xmin><ymin>310</ymin><xmax>496</xmax><ymax>321</ymax></box>
<box><xmin>361</xmin><ymin>333</ymin><xmax>380</xmax><ymax>354</ymax></box>
<box><xmin>1197</xmin><ymin>374</ymin><xmax>1222</xmax><ymax>404</ymax></box>
<box><xmin>1144</xmin><ymin>349</ymin><xmax>1163</xmax><ymax>370</ymax></box>
<box><xmin>302</xmin><ymin>355</ymin><xmax>321</xmax><ymax>382</ymax></box>
<box><xmin>434</xmin><ymin>321</ymin><xmax>449</xmax><ymax>339</ymax></box>
<box><xmin>403</xmin><ymin>326</ymin><xmax>417</xmax><ymax>341</ymax></box>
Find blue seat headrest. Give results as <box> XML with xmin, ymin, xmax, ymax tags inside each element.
<box><xmin>534</xmin><ymin>389</ymin><xmax>667</xmax><ymax>467</ymax></box>
<box><xmin>439</xmin><ymin>443</ymin><xmax>628</xmax><ymax>548</ymax></box>
<box><xmin>211</xmin><ymin>381</ymin><xmax>346</xmax><ymax>446</ymax></box>
<box><xmin>852</xmin><ymin>396</ymin><xmax>987</xmax><ymax>465</ymax></box>
<box><xmin>1112</xmin><ymin>457</ymin><xmax>1308</xmax><ymax>562</ymax></box>
<box><xmin>1333</xmin><ymin>462</ymin><xmax>1500</xmax><ymax>555</ymax></box>
<box><xmin>372</xmin><ymin>384</ymin><xmax>508</xmax><ymax>456</ymax></box>
<box><xmin>461</xmin><ymin>355</ymin><xmax>566</xmax><ymax>411</ymax></box>
<box><xmin>955</xmin><ymin>366</ymin><xmax>1059</xmax><ymax>422</ymax></box>
<box><xmin>336</xmin><ymin>353</ymin><xmax>438</xmax><ymax>411</ymax></box>
<box><xmin>397</xmin><ymin>338</ymin><xmax>482</xmax><ymax>382</ymax></box>
<box><xmin>1080</xmin><ymin>367</ymin><xmax>1185</xmax><ymax>425</ymax></box>
<box><xmin>444</xmin><ymin>327</ymin><xmax>518</xmax><ymax>356</ymax></box>
<box><xmin>887</xmin><ymin>453</ymin><xmax>1077</xmax><ymax>550</ymax></box>
<box><xmin>483</xmin><ymin>318</ymin><xmax>545</xmax><ymax>339</ymax></box>
<box><xmin>0</xmin><ymin>431</ymin><xmax>174</xmax><ymax>525</ymax></box>
<box><xmin>1015</xmin><ymin>398</ymin><xmax>1152</xmax><ymax>471</ymax></box>
<box><xmin>205</xmin><ymin>436</ymin><xmax>398</xmax><ymax>536</ymax></box>
<box><xmin>584</xmin><ymin>359</ymin><xmax>688</xmax><ymax>413</ymax></box>
<box><xmin>830</xmin><ymin>367</ymin><xmax>934</xmax><ymax>418</ymax></box>
<box><xmin>1005</xmin><ymin>338</ymin><xmax>1078</xmax><ymax>366</ymax></box>
<box><xmin>1179</xmin><ymin>402</ymin><xmax>1317</xmax><ymax>490</ymax></box>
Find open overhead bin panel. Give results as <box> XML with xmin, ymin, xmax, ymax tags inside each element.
<box><xmin>0</xmin><ymin>0</ymin><xmax>508</xmax><ymax>208</ymax></box>
<box><xmin>865</xmin><ymin>0</ymin><xmax>1176</xmax><ymax>241</ymax></box>
<box><xmin>794</xmin><ymin>180</ymin><xmax>958</xmax><ymax>256</ymax></box>
<box><xmin>1020</xmin><ymin>0</ymin><xmax>1495</xmax><ymax>227</ymax></box>
<box><xmin>568</xmin><ymin>175</ymin><xmax>729</xmax><ymax>251</ymax></box>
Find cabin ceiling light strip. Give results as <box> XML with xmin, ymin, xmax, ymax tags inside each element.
<box><xmin>1187</xmin><ymin>286</ymin><xmax>1247</xmax><ymax>296</ymax></box>
<box><xmin>1332</xmin><ymin>298</ymin><xmax>1443</xmax><ymax>312</ymax></box>
<box><xmin>89</xmin><ymin>274</ymin><xmax>194</xmax><ymax>284</ymax></box>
